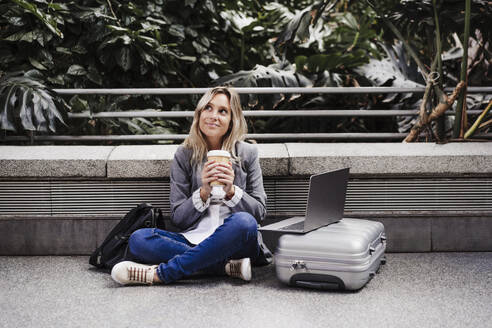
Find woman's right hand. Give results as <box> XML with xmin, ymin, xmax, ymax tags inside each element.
<box><xmin>200</xmin><ymin>160</ymin><xmax>218</xmax><ymax>202</ymax></box>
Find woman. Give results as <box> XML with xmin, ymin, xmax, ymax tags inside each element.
<box><xmin>111</xmin><ymin>86</ymin><xmax>271</xmax><ymax>285</ymax></box>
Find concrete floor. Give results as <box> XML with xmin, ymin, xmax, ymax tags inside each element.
<box><xmin>1</xmin><ymin>253</ymin><xmax>491</xmax><ymax>328</ymax></box>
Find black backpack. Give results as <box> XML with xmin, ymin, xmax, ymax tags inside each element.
<box><xmin>89</xmin><ymin>203</ymin><xmax>165</xmax><ymax>270</ymax></box>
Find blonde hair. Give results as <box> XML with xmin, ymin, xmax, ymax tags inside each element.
<box><xmin>183</xmin><ymin>86</ymin><xmax>248</xmax><ymax>166</ymax></box>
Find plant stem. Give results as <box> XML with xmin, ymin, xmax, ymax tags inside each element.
<box><xmin>433</xmin><ymin>0</ymin><xmax>445</xmax><ymax>139</ymax></box>
<box><xmin>429</xmin><ymin>81</ymin><xmax>465</xmax><ymax>120</ymax></box>
<box><xmin>404</xmin><ymin>81</ymin><xmax>465</xmax><ymax>142</ymax></box>
<box><xmin>432</xmin><ymin>0</ymin><xmax>443</xmax><ymax>81</ymax></box>
<box><xmin>106</xmin><ymin>0</ymin><xmax>120</xmax><ymax>26</ymax></box>
<box><xmin>478</xmin><ymin>119</ymin><xmax>492</xmax><ymax>130</ymax></box>
<box><xmin>464</xmin><ymin>99</ymin><xmax>492</xmax><ymax>139</ymax></box>
<box><xmin>419</xmin><ymin>79</ymin><xmax>433</xmax><ymax>123</ymax></box>
<box><xmin>405</xmin><ymin>54</ymin><xmax>438</xmax><ymax>142</ymax></box>
<box><xmin>452</xmin><ymin>0</ymin><xmax>471</xmax><ymax>138</ymax></box>
<box><xmin>240</xmin><ymin>33</ymin><xmax>245</xmax><ymax>70</ymax></box>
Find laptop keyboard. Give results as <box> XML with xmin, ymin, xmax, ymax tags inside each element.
<box><xmin>279</xmin><ymin>221</ymin><xmax>304</xmax><ymax>231</ymax></box>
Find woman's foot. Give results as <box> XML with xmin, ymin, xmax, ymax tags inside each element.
<box><xmin>111</xmin><ymin>261</ymin><xmax>160</xmax><ymax>285</ymax></box>
<box><xmin>225</xmin><ymin>258</ymin><xmax>251</xmax><ymax>281</ymax></box>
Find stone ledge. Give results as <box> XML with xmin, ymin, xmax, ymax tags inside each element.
<box><xmin>286</xmin><ymin>143</ymin><xmax>492</xmax><ymax>176</ymax></box>
<box><xmin>1</xmin><ymin>143</ymin><xmax>491</xmax><ymax>178</ymax></box>
<box><xmin>256</xmin><ymin>143</ymin><xmax>289</xmax><ymax>176</ymax></box>
<box><xmin>105</xmin><ymin>144</ymin><xmax>289</xmax><ymax>178</ymax></box>
<box><xmin>0</xmin><ymin>146</ymin><xmax>114</xmax><ymax>178</ymax></box>
<box><xmin>107</xmin><ymin>145</ymin><xmax>179</xmax><ymax>178</ymax></box>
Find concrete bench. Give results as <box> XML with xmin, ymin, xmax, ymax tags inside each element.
<box><xmin>1</xmin><ymin>143</ymin><xmax>491</xmax><ymax>255</ymax></box>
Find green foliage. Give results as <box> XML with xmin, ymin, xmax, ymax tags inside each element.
<box><xmin>11</xmin><ymin>0</ymin><xmax>64</xmax><ymax>38</ymax></box>
<box><xmin>0</xmin><ymin>0</ymin><xmax>245</xmax><ymax>89</ymax></box>
<box><xmin>369</xmin><ymin>0</ymin><xmax>492</xmax><ymax>138</ymax></box>
<box><xmin>354</xmin><ymin>43</ymin><xmax>427</xmax><ymax>133</ymax></box>
<box><xmin>0</xmin><ymin>0</ymin><xmax>388</xmax><ymax>139</ymax></box>
<box><xmin>1</xmin><ymin>0</ymin><xmax>489</xmax><ymax>141</ymax></box>
<box><xmin>0</xmin><ymin>70</ymin><xmax>66</xmax><ymax>133</ymax></box>
<box><xmin>371</xmin><ymin>0</ymin><xmax>492</xmax><ymax>85</ymax></box>
<box><xmin>0</xmin><ymin>0</ymin><xmax>248</xmax><ymax>136</ymax></box>
<box><xmin>272</xmin><ymin>1</ymin><xmax>383</xmax><ymax>74</ymax></box>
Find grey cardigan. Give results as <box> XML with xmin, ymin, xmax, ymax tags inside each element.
<box><xmin>169</xmin><ymin>141</ymin><xmax>267</xmax><ymax>231</ymax></box>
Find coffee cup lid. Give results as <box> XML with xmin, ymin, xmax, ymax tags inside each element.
<box><xmin>207</xmin><ymin>150</ymin><xmax>230</xmax><ymax>157</ymax></box>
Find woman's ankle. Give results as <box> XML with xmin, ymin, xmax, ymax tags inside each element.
<box><xmin>153</xmin><ymin>271</ymin><xmax>162</xmax><ymax>283</ymax></box>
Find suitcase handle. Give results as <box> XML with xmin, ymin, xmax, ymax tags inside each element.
<box><xmin>296</xmin><ymin>280</ymin><xmax>341</xmax><ymax>290</ymax></box>
<box><xmin>291</xmin><ymin>274</ymin><xmax>346</xmax><ymax>290</ymax></box>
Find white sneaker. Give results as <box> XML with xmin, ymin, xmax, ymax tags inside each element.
<box><xmin>225</xmin><ymin>258</ymin><xmax>252</xmax><ymax>282</ymax></box>
<box><xmin>111</xmin><ymin>261</ymin><xmax>158</xmax><ymax>285</ymax></box>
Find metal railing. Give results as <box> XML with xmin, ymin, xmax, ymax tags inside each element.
<box><xmin>52</xmin><ymin>86</ymin><xmax>492</xmax><ymax>95</ymax></box>
<box><xmin>4</xmin><ymin>87</ymin><xmax>492</xmax><ymax>142</ymax></box>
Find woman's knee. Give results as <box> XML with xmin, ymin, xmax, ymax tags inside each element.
<box><xmin>128</xmin><ymin>228</ymin><xmax>153</xmax><ymax>251</ymax></box>
<box><xmin>229</xmin><ymin>212</ymin><xmax>258</xmax><ymax>234</ymax></box>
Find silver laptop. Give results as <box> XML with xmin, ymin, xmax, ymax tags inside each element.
<box><xmin>261</xmin><ymin>168</ymin><xmax>349</xmax><ymax>234</ymax></box>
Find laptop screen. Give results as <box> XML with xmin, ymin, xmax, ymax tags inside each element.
<box><xmin>303</xmin><ymin>168</ymin><xmax>349</xmax><ymax>232</ymax></box>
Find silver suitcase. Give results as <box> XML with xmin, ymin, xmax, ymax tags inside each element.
<box><xmin>275</xmin><ymin>218</ymin><xmax>386</xmax><ymax>290</ymax></box>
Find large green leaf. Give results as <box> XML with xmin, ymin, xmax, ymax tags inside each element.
<box><xmin>4</xmin><ymin>31</ymin><xmax>29</xmax><ymax>42</ymax></box>
<box><xmin>274</xmin><ymin>5</ymin><xmax>313</xmax><ymax>49</ymax></box>
<box><xmin>28</xmin><ymin>57</ymin><xmax>47</xmax><ymax>70</ymax></box>
<box><xmin>38</xmin><ymin>89</ymin><xmax>65</xmax><ymax>130</ymax></box>
<box><xmin>55</xmin><ymin>47</ymin><xmax>72</xmax><ymax>55</ymax></box>
<box><xmin>274</xmin><ymin>0</ymin><xmax>340</xmax><ymax>51</ymax></box>
<box><xmin>67</xmin><ymin>65</ymin><xmax>87</xmax><ymax>76</ymax></box>
<box><xmin>18</xmin><ymin>88</ymin><xmax>35</xmax><ymax>131</ymax></box>
<box><xmin>69</xmin><ymin>96</ymin><xmax>89</xmax><ymax>113</ymax></box>
<box><xmin>0</xmin><ymin>85</ymin><xmax>17</xmax><ymax>131</ymax></box>
<box><xmin>32</xmin><ymin>93</ymin><xmax>47</xmax><ymax>132</ymax></box>
<box><xmin>214</xmin><ymin>63</ymin><xmax>312</xmax><ymax>109</ymax></box>
<box><xmin>168</xmin><ymin>25</ymin><xmax>185</xmax><ymax>40</ymax></box>
<box><xmin>0</xmin><ymin>72</ymin><xmax>67</xmax><ymax>134</ymax></box>
<box><xmin>116</xmin><ymin>47</ymin><xmax>132</xmax><ymax>71</ymax></box>
<box><xmin>354</xmin><ymin>43</ymin><xmax>424</xmax><ymax>89</ymax></box>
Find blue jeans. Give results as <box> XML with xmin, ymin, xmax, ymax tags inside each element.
<box><xmin>128</xmin><ymin>212</ymin><xmax>260</xmax><ymax>284</ymax></box>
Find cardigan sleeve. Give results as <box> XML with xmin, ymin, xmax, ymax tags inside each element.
<box><xmin>227</xmin><ymin>143</ymin><xmax>267</xmax><ymax>223</ymax></box>
<box><xmin>169</xmin><ymin>146</ymin><xmax>205</xmax><ymax>230</ymax></box>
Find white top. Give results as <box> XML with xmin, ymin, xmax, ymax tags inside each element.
<box><xmin>181</xmin><ymin>186</ymin><xmax>244</xmax><ymax>245</ymax></box>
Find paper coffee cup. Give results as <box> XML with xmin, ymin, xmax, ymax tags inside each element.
<box><xmin>207</xmin><ymin>150</ymin><xmax>231</xmax><ymax>200</ymax></box>
<box><xmin>207</xmin><ymin>150</ymin><xmax>231</xmax><ymax>187</ymax></box>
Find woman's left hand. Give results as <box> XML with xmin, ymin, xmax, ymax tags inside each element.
<box><xmin>214</xmin><ymin>162</ymin><xmax>235</xmax><ymax>198</ymax></box>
